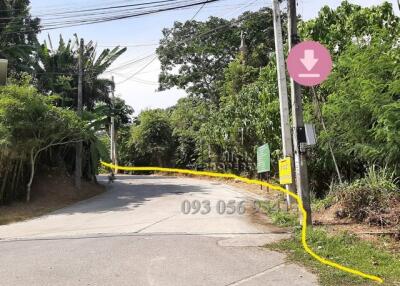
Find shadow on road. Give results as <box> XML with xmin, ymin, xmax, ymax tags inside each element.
<box><xmin>50</xmin><ymin>175</ymin><xmax>207</xmax><ymax>216</ymax></box>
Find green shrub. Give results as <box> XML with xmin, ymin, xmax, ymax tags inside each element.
<box><xmin>332</xmin><ymin>166</ymin><xmax>399</xmax><ymax>221</ymax></box>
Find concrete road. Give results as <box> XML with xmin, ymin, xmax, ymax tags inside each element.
<box><xmin>0</xmin><ymin>175</ymin><xmax>318</xmax><ymax>286</ymax></box>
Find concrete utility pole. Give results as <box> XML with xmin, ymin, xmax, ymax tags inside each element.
<box><xmin>75</xmin><ymin>38</ymin><xmax>84</xmax><ymax>190</ymax></box>
<box><xmin>272</xmin><ymin>0</ymin><xmax>296</xmax><ymax>207</ymax></box>
<box><xmin>287</xmin><ymin>0</ymin><xmax>312</xmax><ymax>225</ymax></box>
<box><xmin>110</xmin><ymin>76</ymin><xmax>118</xmax><ymax>173</ymax></box>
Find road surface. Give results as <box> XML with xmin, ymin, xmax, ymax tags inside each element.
<box><xmin>0</xmin><ymin>175</ymin><xmax>318</xmax><ymax>286</ymax></box>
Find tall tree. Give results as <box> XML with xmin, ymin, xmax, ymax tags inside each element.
<box><xmin>130</xmin><ymin>109</ymin><xmax>175</xmax><ymax>167</ymax></box>
<box><xmin>157</xmin><ymin>8</ymin><xmax>283</xmax><ymax>104</ymax></box>
<box><xmin>300</xmin><ymin>1</ymin><xmax>399</xmax><ymax>56</ymax></box>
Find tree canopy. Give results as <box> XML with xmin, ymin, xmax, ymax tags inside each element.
<box><xmin>130</xmin><ymin>1</ymin><xmax>400</xmax><ymax>195</ymax></box>
<box><xmin>157</xmin><ymin>8</ymin><xmax>285</xmax><ymax>103</ymax></box>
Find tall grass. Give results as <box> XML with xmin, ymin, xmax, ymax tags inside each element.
<box><xmin>331</xmin><ymin>165</ymin><xmax>399</xmax><ymax>221</ymax></box>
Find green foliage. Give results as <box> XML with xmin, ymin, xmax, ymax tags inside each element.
<box><xmin>319</xmin><ymin>35</ymin><xmax>400</xmax><ymax>173</ymax></box>
<box><xmin>139</xmin><ymin>2</ymin><xmax>400</xmax><ymax>190</ymax></box>
<box><xmin>170</xmin><ymin>96</ymin><xmax>210</xmax><ymax>168</ymax></box>
<box><xmin>269</xmin><ymin>228</ymin><xmax>400</xmax><ymax>286</ymax></box>
<box><xmin>303</xmin><ymin>2</ymin><xmax>400</xmax><ymax>192</ymax></box>
<box><xmin>331</xmin><ymin>166</ymin><xmax>399</xmax><ymax>221</ymax></box>
<box><xmin>0</xmin><ymin>6</ymin><xmax>130</xmax><ymax>204</ymax></box>
<box><xmin>0</xmin><ymin>85</ymin><xmax>83</xmax><ymax>152</ymax></box>
<box><xmin>258</xmin><ymin>201</ymin><xmax>299</xmax><ymax>227</ymax></box>
<box><xmin>312</xmin><ymin>195</ymin><xmax>335</xmax><ymax>212</ymax></box>
<box><xmin>157</xmin><ymin>8</ymin><xmax>284</xmax><ymax>103</ymax></box>
<box><xmin>0</xmin><ymin>0</ymin><xmax>40</xmax><ymax>73</ymax></box>
<box><xmin>0</xmin><ymin>85</ymin><xmax>85</xmax><ymax>203</ymax></box>
<box><xmin>35</xmin><ymin>35</ymin><xmax>127</xmax><ymax>110</ymax></box>
<box><xmin>130</xmin><ymin>109</ymin><xmax>176</xmax><ymax>167</ymax></box>
<box><xmin>300</xmin><ymin>1</ymin><xmax>399</xmax><ymax>55</ymax></box>
<box><xmin>200</xmin><ymin>61</ymin><xmax>282</xmax><ymax>175</ymax></box>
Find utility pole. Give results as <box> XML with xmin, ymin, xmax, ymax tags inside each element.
<box><xmin>287</xmin><ymin>0</ymin><xmax>312</xmax><ymax>225</ymax></box>
<box><xmin>75</xmin><ymin>38</ymin><xmax>84</xmax><ymax>190</ymax></box>
<box><xmin>272</xmin><ymin>0</ymin><xmax>296</xmax><ymax>207</ymax></box>
<box><xmin>110</xmin><ymin>76</ymin><xmax>117</xmax><ymax>173</ymax></box>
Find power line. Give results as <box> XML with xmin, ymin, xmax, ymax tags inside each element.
<box><xmin>9</xmin><ymin>1</ymin><xmax>272</xmax><ymax>86</ymax></box>
<box><xmin>35</xmin><ymin>0</ymin><xmax>181</xmax><ymax>18</ymax></box>
<box><xmin>111</xmin><ymin>1</ymin><xmax>273</xmax><ymax>84</ymax></box>
<box><xmin>190</xmin><ymin>2</ymin><xmax>206</xmax><ymax>20</ymax></box>
<box><xmin>105</xmin><ymin>53</ymin><xmax>156</xmax><ymax>73</ymax></box>
<box><xmin>111</xmin><ymin>0</ymin><xmax>209</xmax><ymax>85</ymax></box>
<box><xmin>116</xmin><ymin>55</ymin><xmax>158</xmax><ymax>84</ymax></box>
<box><xmin>0</xmin><ymin>0</ymin><xmax>223</xmax><ymax>34</ymax></box>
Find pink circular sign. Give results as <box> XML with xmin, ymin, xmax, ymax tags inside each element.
<box><xmin>287</xmin><ymin>41</ymin><xmax>333</xmax><ymax>87</ymax></box>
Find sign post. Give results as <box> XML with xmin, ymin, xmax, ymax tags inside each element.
<box><xmin>257</xmin><ymin>144</ymin><xmax>271</xmax><ymax>191</ymax></box>
<box><xmin>257</xmin><ymin>144</ymin><xmax>271</xmax><ymax>174</ymax></box>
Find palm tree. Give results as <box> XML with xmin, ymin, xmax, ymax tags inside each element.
<box><xmin>35</xmin><ymin>35</ymin><xmax>127</xmax><ymax>110</ymax></box>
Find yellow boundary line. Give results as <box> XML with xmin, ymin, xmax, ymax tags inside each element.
<box><xmin>101</xmin><ymin>162</ymin><xmax>383</xmax><ymax>284</ymax></box>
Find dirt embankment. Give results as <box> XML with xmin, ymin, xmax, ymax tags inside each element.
<box><xmin>314</xmin><ymin>200</ymin><xmax>400</xmax><ymax>253</ymax></box>
<box><xmin>0</xmin><ymin>170</ymin><xmax>105</xmax><ymax>225</ymax></box>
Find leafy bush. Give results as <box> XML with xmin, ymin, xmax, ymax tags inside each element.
<box><xmin>0</xmin><ymin>85</ymin><xmax>100</xmax><ymax>203</ymax></box>
<box><xmin>332</xmin><ymin>166</ymin><xmax>399</xmax><ymax>221</ymax></box>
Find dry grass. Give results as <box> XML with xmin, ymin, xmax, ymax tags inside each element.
<box><xmin>0</xmin><ymin>171</ymin><xmax>105</xmax><ymax>225</ymax></box>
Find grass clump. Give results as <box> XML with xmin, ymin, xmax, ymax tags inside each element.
<box><xmin>312</xmin><ymin>195</ymin><xmax>336</xmax><ymax>212</ymax></box>
<box><xmin>326</xmin><ymin>166</ymin><xmax>399</xmax><ymax>223</ymax></box>
<box><xmin>268</xmin><ymin>228</ymin><xmax>400</xmax><ymax>286</ymax></box>
<box><xmin>257</xmin><ymin>200</ymin><xmax>299</xmax><ymax>227</ymax></box>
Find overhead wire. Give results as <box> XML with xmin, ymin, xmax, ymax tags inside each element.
<box><xmin>7</xmin><ymin>0</ymin><xmax>270</xmax><ymax>86</ymax></box>
<box><xmin>113</xmin><ymin>0</ymin><xmax>209</xmax><ymax>84</ymax></box>
<box><xmin>113</xmin><ymin>0</ymin><xmax>269</xmax><ymax>84</ymax></box>
<box><xmin>0</xmin><ymin>0</ymin><xmax>223</xmax><ymax>34</ymax></box>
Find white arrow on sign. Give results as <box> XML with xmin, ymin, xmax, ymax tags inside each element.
<box><xmin>300</xmin><ymin>50</ymin><xmax>319</xmax><ymax>71</ymax></box>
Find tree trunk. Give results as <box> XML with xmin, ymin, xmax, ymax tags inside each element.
<box><xmin>26</xmin><ymin>150</ymin><xmax>36</xmax><ymax>203</ymax></box>
<box><xmin>10</xmin><ymin>161</ymin><xmax>18</xmax><ymax>200</ymax></box>
<box><xmin>26</xmin><ymin>140</ymin><xmax>82</xmax><ymax>202</ymax></box>
<box><xmin>15</xmin><ymin>159</ymin><xmax>23</xmax><ymax>201</ymax></box>
<box><xmin>312</xmin><ymin>87</ymin><xmax>343</xmax><ymax>184</ymax></box>
<box><xmin>0</xmin><ymin>168</ymin><xmax>9</xmax><ymax>204</ymax></box>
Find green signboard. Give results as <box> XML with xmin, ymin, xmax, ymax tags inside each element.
<box><xmin>257</xmin><ymin>144</ymin><xmax>271</xmax><ymax>173</ymax></box>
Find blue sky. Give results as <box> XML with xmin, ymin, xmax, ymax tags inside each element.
<box><xmin>30</xmin><ymin>0</ymin><xmax>400</xmax><ymax>114</ymax></box>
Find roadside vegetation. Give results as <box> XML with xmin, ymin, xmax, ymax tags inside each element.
<box><xmin>0</xmin><ymin>1</ymin><xmax>132</xmax><ymax>208</ymax></box>
<box><xmin>268</xmin><ymin>228</ymin><xmax>400</xmax><ymax>286</ymax></box>
<box><xmin>118</xmin><ymin>1</ymin><xmax>400</xmax><ymax>236</ymax></box>
<box><xmin>317</xmin><ymin>166</ymin><xmax>400</xmax><ymax>228</ymax></box>
<box><xmin>256</xmin><ymin>194</ymin><xmax>400</xmax><ymax>285</ymax></box>
<box><xmin>115</xmin><ymin>2</ymin><xmax>400</xmax><ymax>283</ymax></box>
<box><xmin>0</xmin><ymin>2</ymin><xmax>399</xmax><ymax>280</ymax></box>
<box><xmin>119</xmin><ymin>1</ymin><xmax>400</xmax><ymax>199</ymax></box>
<box><xmin>257</xmin><ymin>166</ymin><xmax>400</xmax><ymax>285</ymax></box>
